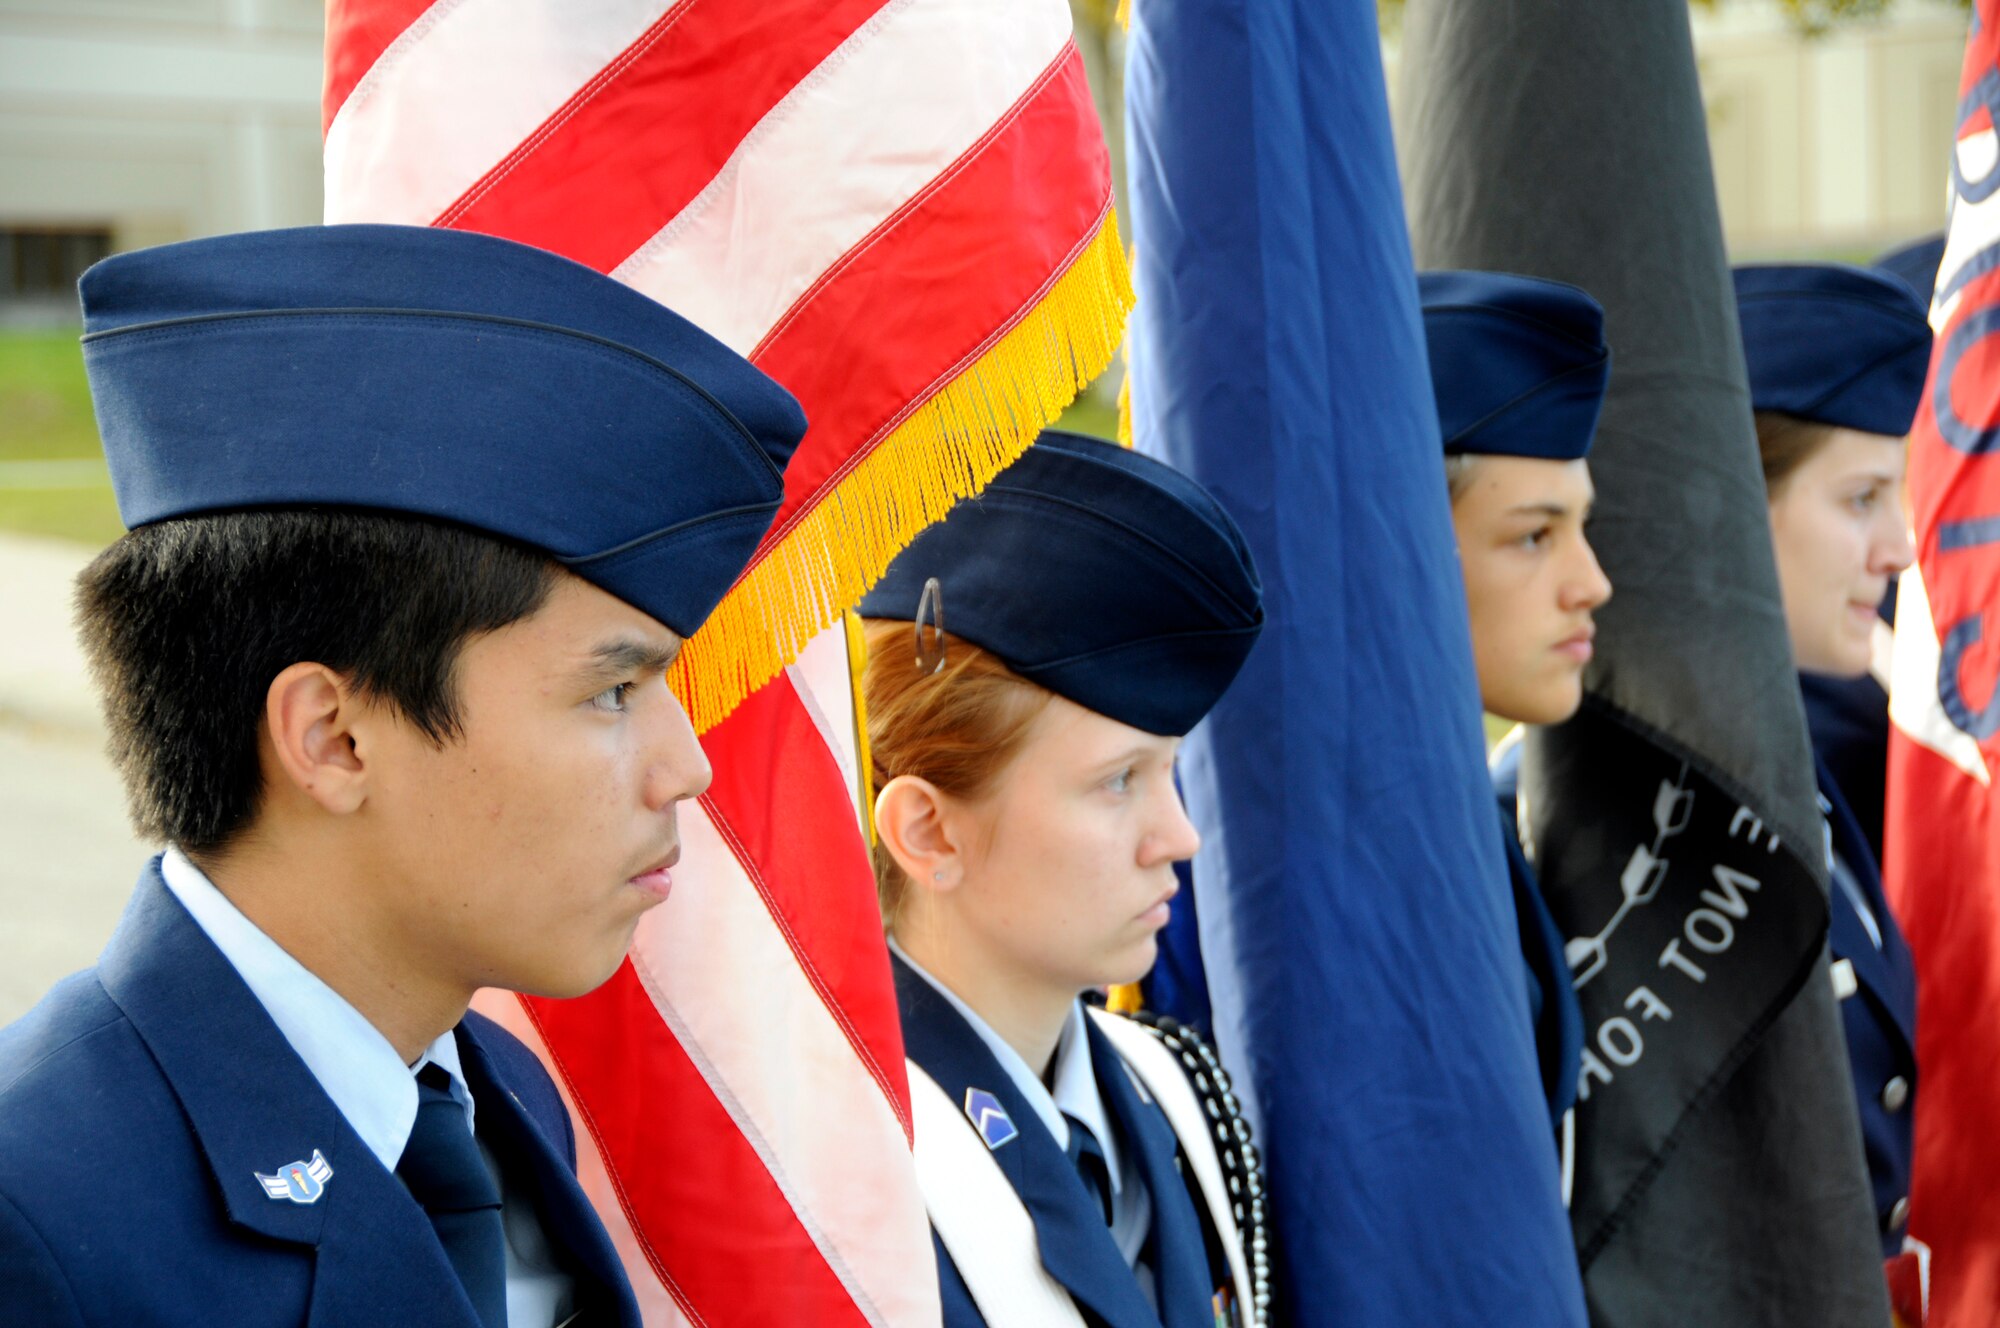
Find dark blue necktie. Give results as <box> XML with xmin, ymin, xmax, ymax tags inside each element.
<box><xmin>398</xmin><ymin>1064</ymin><xmax>509</xmax><ymax>1328</ymax></box>
<box><xmin>1065</xmin><ymin>1113</ymin><xmax>1113</xmax><ymax>1226</ymax></box>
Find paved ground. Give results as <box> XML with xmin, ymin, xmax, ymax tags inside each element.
<box><xmin>0</xmin><ymin>531</ymin><xmax>144</xmax><ymax>1024</ymax></box>
<box><xmin>0</xmin><ymin>718</ymin><xmax>146</xmax><ymax>1022</ymax></box>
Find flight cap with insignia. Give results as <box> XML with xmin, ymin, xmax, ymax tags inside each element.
<box><xmin>1418</xmin><ymin>270</ymin><xmax>1611</xmax><ymax>462</ymax></box>
<box><xmin>857</xmin><ymin>430</ymin><xmax>1263</xmax><ymax>738</ymax></box>
<box><xmin>1734</xmin><ymin>262</ymin><xmax>1933</xmax><ymax>440</ymax></box>
<box><xmin>79</xmin><ymin>223</ymin><xmax>805</xmax><ymax>638</ymax></box>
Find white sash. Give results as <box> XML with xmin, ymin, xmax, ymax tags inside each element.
<box><xmin>907</xmin><ymin>1060</ymin><xmax>1089</xmax><ymax>1328</ymax></box>
<box><xmin>1088</xmin><ymin>1009</ymin><xmax>1257</xmax><ymax>1322</ymax></box>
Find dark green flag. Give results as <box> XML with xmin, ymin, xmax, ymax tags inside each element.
<box><xmin>1401</xmin><ymin>1</ymin><xmax>1891</xmax><ymax>1322</ymax></box>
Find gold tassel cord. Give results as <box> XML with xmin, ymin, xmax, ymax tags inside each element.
<box><xmin>844</xmin><ymin>609</ymin><xmax>878</xmax><ymax>848</ymax></box>
<box><xmin>669</xmin><ymin>208</ymin><xmax>1136</xmax><ymax>733</ymax></box>
<box><xmin>1116</xmin><ymin>239</ymin><xmax>1137</xmax><ymax>449</ymax></box>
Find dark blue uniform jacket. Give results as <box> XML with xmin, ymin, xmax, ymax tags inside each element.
<box><xmin>1498</xmin><ymin>804</ymin><xmax>1585</xmax><ymax>1125</ymax></box>
<box><xmin>1818</xmin><ymin>754</ymin><xmax>1918</xmax><ymax>1258</ymax></box>
<box><xmin>893</xmin><ymin>956</ymin><xmax>1225</xmax><ymax>1328</ymax></box>
<box><xmin>0</xmin><ymin>859</ymin><xmax>641</xmax><ymax>1326</ymax></box>
<box><xmin>1487</xmin><ymin>743</ymin><xmax>1584</xmax><ymax>1126</ymax></box>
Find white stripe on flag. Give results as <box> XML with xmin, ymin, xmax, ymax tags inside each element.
<box><xmin>1889</xmin><ymin>562</ymin><xmax>1992</xmax><ymax>785</ymax></box>
<box><xmin>630</xmin><ymin>797</ymin><xmax>935</xmax><ymax>1328</ymax></box>
<box><xmin>469</xmin><ymin>987</ymin><xmax>697</xmax><ymax>1328</ymax></box>
<box><xmin>787</xmin><ymin>625</ymin><xmax>866</xmax><ymax>834</ymax></box>
<box><xmin>324</xmin><ymin>0</ymin><xmax>675</xmax><ymax>227</ymax></box>
<box><xmin>610</xmin><ymin>0</ymin><xmax>1074</xmax><ymax>353</ymax></box>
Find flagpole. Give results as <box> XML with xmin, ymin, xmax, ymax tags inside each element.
<box><xmin>1403</xmin><ymin>1</ymin><xmax>1891</xmax><ymax>1321</ymax></box>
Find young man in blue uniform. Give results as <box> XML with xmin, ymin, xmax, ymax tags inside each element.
<box><xmin>1420</xmin><ymin>271</ymin><xmax>1615</xmax><ymax>1139</ymax></box>
<box><xmin>0</xmin><ymin>225</ymin><xmax>804</xmax><ymax>1325</ymax></box>
<box><xmin>1735</xmin><ymin>261</ymin><xmax>1931</xmax><ymax>1258</ymax></box>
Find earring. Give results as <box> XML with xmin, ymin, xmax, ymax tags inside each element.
<box><xmin>932</xmin><ymin>869</ymin><xmax>946</xmax><ymax>882</ymax></box>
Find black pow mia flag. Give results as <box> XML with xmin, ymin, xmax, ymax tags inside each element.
<box><xmin>1402</xmin><ymin>0</ymin><xmax>1890</xmax><ymax>1321</ymax></box>
<box><xmin>1525</xmin><ymin>699</ymin><xmax>1824</xmax><ymax>1257</ymax></box>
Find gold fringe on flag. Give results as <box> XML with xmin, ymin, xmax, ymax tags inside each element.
<box><xmin>669</xmin><ymin>206</ymin><xmax>1136</xmax><ymax>733</ymax></box>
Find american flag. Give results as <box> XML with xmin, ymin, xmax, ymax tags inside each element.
<box><xmin>1885</xmin><ymin>2</ymin><xmax>2000</xmax><ymax>1322</ymax></box>
<box><xmin>321</xmin><ymin>2</ymin><xmax>1129</xmax><ymax>1323</ymax></box>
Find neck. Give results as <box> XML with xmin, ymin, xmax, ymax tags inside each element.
<box><xmin>894</xmin><ymin>922</ymin><xmax>1076</xmax><ymax>1078</ymax></box>
<box><xmin>189</xmin><ymin>831</ymin><xmax>470</xmax><ymax>1064</ymax></box>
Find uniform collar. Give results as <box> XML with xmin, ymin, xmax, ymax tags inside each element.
<box><xmin>160</xmin><ymin>847</ymin><xmax>473</xmax><ymax>1172</ymax></box>
<box><xmin>887</xmin><ymin>937</ymin><xmax>1124</xmax><ymax>1196</ymax></box>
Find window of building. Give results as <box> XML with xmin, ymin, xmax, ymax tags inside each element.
<box><xmin>2</xmin><ymin>227</ymin><xmax>114</xmax><ymax>300</ymax></box>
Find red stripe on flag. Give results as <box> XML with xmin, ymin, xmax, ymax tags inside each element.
<box><xmin>1884</xmin><ymin>740</ymin><xmax>2000</xmax><ymax>1320</ymax></box>
<box><xmin>748</xmin><ymin>45</ymin><xmax>1109</xmax><ymax>547</ymax></box>
<box><xmin>435</xmin><ymin>0</ymin><xmax>894</xmax><ymax>266</ymax></box>
<box><xmin>700</xmin><ymin>673</ymin><xmax>912</xmax><ymax>1135</ymax></box>
<box><xmin>525</xmin><ymin>964</ymin><xmax>874</xmax><ymax>1328</ymax></box>
<box><xmin>322</xmin><ymin>0</ymin><xmax>436</xmax><ymax>134</ymax></box>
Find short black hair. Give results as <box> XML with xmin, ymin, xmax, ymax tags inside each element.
<box><xmin>76</xmin><ymin>510</ymin><xmax>559</xmax><ymax>854</ymax></box>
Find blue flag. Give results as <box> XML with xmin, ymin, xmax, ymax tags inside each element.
<box><xmin>1124</xmin><ymin>2</ymin><xmax>1587</xmax><ymax>1321</ymax></box>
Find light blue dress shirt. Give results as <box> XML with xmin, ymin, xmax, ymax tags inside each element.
<box><xmin>889</xmin><ymin>938</ymin><xmax>1155</xmax><ymax>1298</ymax></box>
<box><xmin>161</xmin><ymin>848</ymin><xmax>575</xmax><ymax>1327</ymax></box>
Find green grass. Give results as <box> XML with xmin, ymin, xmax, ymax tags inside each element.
<box><xmin>1056</xmin><ymin>390</ymin><xmax>1119</xmax><ymax>442</ymax></box>
<box><xmin>0</xmin><ymin>331</ymin><xmax>119</xmax><ymax>547</ymax></box>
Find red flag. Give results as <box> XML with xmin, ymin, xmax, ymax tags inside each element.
<box><xmin>1886</xmin><ymin>4</ymin><xmax>2000</xmax><ymax>1321</ymax></box>
<box><xmin>321</xmin><ymin>3</ymin><xmax>1129</xmax><ymax>1323</ymax></box>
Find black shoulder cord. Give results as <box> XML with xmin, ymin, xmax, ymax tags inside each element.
<box><xmin>1119</xmin><ymin>1010</ymin><xmax>1271</xmax><ymax>1326</ymax></box>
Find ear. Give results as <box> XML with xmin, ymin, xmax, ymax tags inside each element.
<box><xmin>263</xmin><ymin>662</ymin><xmax>369</xmax><ymax>816</ymax></box>
<box><xmin>872</xmin><ymin>774</ymin><xmax>966</xmax><ymax>899</ymax></box>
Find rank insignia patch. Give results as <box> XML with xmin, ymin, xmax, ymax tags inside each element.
<box><xmin>963</xmin><ymin>1088</ymin><xmax>1019</xmax><ymax>1150</ymax></box>
<box><xmin>256</xmin><ymin>1149</ymin><xmax>333</xmax><ymax>1204</ymax></box>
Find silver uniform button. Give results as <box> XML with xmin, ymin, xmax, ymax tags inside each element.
<box><xmin>1881</xmin><ymin>1076</ymin><xmax>1910</xmax><ymax>1114</ymax></box>
<box><xmin>1886</xmin><ymin>1196</ymin><xmax>1910</xmax><ymax>1232</ymax></box>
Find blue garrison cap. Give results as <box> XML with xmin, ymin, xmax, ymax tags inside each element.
<box><xmin>1418</xmin><ymin>271</ymin><xmax>1610</xmax><ymax>461</ymax></box>
<box><xmin>79</xmin><ymin>224</ymin><xmax>804</xmax><ymax>638</ymax></box>
<box><xmin>1734</xmin><ymin>263</ymin><xmax>1932</xmax><ymax>439</ymax></box>
<box><xmin>1874</xmin><ymin>233</ymin><xmax>1945</xmax><ymax>306</ymax></box>
<box><xmin>856</xmin><ymin>431</ymin><xmax>1263</xmax><ymax>737</ymax></box>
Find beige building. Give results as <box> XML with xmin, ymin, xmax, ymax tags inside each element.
<box><xmin>0</xmin><ymin>0</ymin><xmax>322</xmax><ymax>322</ymax></box>
<box><xmin>1694</xmin><ymin>0</ymin><xmax>1964</xmax><ymax>258</ymax></box>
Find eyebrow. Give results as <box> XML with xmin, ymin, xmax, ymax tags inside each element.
<box><xmin>1506</xmin><ymin>502</ymin><xmax>1575</xmax><ymax>519</ymax></box>
<box><xmin>578</xmin><ymin>636</ymin><xmax>682</xmax><ymax>682</ymax></box>
<box><xmin>1096</xmin><ymin>742</ymin><xmax>1169</xmax><ymax>773</ymax></box>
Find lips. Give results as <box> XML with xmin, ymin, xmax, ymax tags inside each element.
<box><xmin>628</xmin><ymin>844</ymin><xmax>680</xmax><ymax>902</ymax></box>
<box><xmin>1137</xmin><ymin>880</ymin><xmax>1180</xmax><ymax>928</ymax></box>
<box><xmin>1553</xmin><ymin>625</ymin><xmax>1595</xmax><ymax>663</ymax></box>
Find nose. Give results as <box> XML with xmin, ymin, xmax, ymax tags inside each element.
<box><xmin>1142</xmin><ymin>782</ymin><xmax>1203</xmax><ymax>868</ymax></box>
<box><xmin>642</xmin><ymin>687</ymin><xmax>713</xmax><ymax>812</ymax></box>
<box><xmin>1561</xmin><ymin>534</ymin><xmax>1613</xmax><ymax>612</ymax></box>
<box><xmin>1876</xmin><ymin>510</ymin><xmax>1915</xmax><ymax>578</ymax></box>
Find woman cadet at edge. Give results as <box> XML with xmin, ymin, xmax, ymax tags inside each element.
<box><xmin>853</xmin><ymin>430</ymin><xmax>1269</xmax><ymax>1328</ymax></box>
<box><xmin>1734</xmin><ymin>261</ymin><xmax>1930</xmax><ymax>1260</ymax></box>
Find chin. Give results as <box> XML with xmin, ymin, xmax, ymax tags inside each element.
<box><xmin>1830</xmin><ymin>638</ymin><xmax>1874</xmax><ymax>680</ymax></box>
<box><xmin>1504</xmin><ymin>686</ymin><xmax>1584</xmax><ymax>728</ymax></box>
<box><xmin>1102</xmin><ymin>938</ymin><xmax>1160</xmax><ymax>990</ymax></box>
<box><xmin>511</xmin><ymin>947</ymin><xmax>633</xmax><ymax>1001</ymax></box>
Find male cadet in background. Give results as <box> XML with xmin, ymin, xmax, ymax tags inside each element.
<box><xmin>0</xmin><ymin>225</ymin><xmax>804</xmax><ymax>1326</ymax></box>
<box><xmin>1420</xmin><ymin>271</ymin><xmax>1615</xmax><ymax>1165</ymax></box>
